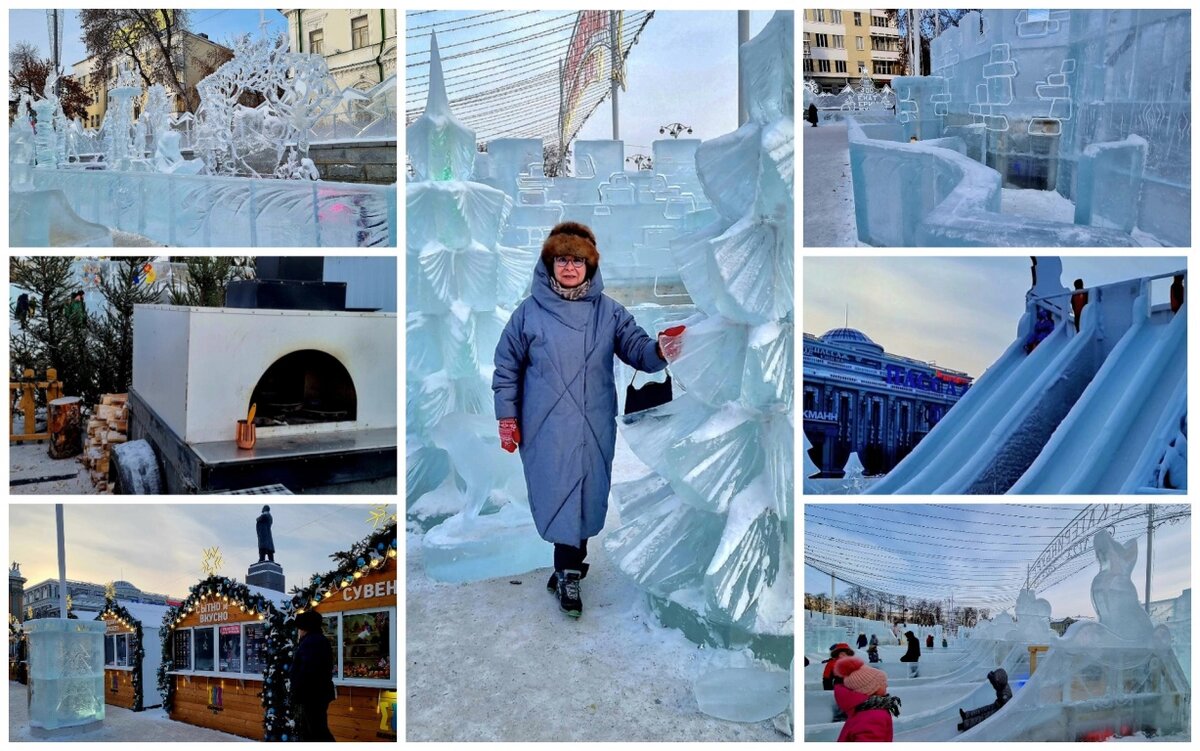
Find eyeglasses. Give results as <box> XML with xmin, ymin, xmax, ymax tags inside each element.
<box><xmin>554</xmin><ymin>256</ymin><xmax>586</xmax><ymax>268</ymax></box>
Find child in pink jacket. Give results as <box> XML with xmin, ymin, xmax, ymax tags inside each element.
<box><xmin>833</xmin><ymin>656</ymin><xmax>902</xmax><ymax>742</ymax></box>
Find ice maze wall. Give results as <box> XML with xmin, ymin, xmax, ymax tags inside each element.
<box><xmin>931</xmin><ymin>10</ymin><xmax>1190</xmax><ymax>245</ymax></box>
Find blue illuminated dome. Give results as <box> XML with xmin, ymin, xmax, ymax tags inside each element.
<box><xmin>820</xmin><ymin>327</ymin><xmax>885</xmax><ymax>354</ymax></box>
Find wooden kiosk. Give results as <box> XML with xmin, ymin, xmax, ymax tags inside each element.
<box><xmin>96</xmin><ymin>598</ymin><xmax>170</xmax><ymax>711</ymax></box>
<box><xmin>159</xmin><ymin>577</ymin><xmax>288</xmax><ymax>740</ymax></box>
<box><xmin>286</xmin><ymin>522</ymin><xmax>397</xmax><ymax>741</ymax></box>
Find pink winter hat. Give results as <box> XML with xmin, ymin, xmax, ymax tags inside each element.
<box><xmin>834</xmin><ymin>656</ymin><xmax>888</xmax><ymax>696</ymax></box>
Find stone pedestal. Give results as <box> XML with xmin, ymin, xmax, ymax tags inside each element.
<box><xmin>246</xmin><ymin>561</ymin><xmax>285</xmax><ymax>593</ymax></box>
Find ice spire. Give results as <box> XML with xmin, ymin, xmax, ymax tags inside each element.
<box><xmin>406</xmin><ymin>32</ymin><xmax>475</xmax><ymax>181</ymax></box>
<box><xmin>425</xmin><ymin>31</ymin><xmax>451</xmax><ymax>118</ymax></box>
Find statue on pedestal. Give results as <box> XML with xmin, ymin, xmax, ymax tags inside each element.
<box><xmin>256</xmin><ymin>505</ymin><xmax>275</xmax><ymax>562</ymax></box>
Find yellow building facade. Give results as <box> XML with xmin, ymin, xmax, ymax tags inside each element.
<box><xmin>279</xmin><ymin>9</ymin><xmax>397</xmax><ymax>93</ymax></box>
<box><xmin>70</xmin><ymin>31</ymin><xmax>232</xmax><ymax>129</ymax></box>
<box><xmin>803</xmin><ymin>9</ymin><xmax>901</xmax><ymax>91</ymax></box>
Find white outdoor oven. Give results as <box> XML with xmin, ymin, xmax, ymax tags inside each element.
<box><xmin>128</xmin><ymin>303</ymin><xmax>396</xmax><ymax>493</ymax></box>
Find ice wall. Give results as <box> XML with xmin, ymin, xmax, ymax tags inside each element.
<box><xmin>931</xmin><ymin>9</ymin><xmax>1190</xmax><ymax>244</ymax></box>
<box><xmin>605</xmin><ymin>11</ymin><xmax>794</xmax><ymax>669</ymax></box>
<box><xmin>25</xmin><ymin>619</ymin><xmax>106</xmax><ymax>730</ymax></box>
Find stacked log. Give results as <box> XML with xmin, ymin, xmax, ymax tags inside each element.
<box><xmin>80</xmin><ymin>394</ymin><xmax>129</xmax><ymax>493</ymax></box>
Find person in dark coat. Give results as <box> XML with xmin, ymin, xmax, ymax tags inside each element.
<box><xmin>899</xmin><ymin>630</ymin><xmax>921</xmax><ymax>677</ymax></box>
<box><xmin>925</xmin><ymin>633</ymin><xmax>934</xmax><ymax>648</ymax></box>
<box><xmin>1070</xmin><ymin>278</ymin><xmax>1088</xmax><ymax>333</ymax></box>
<box><xmin>806</xmin><ymin>102</ymin><xmax>819</xmax><ymax>127</ymax></box>
<box><xmin>1170</xmin><ymin>274</ymin><xmax>1185</xmax><ymax>314</ymax></box>
<box><xmin>867</xmin><ymin>634</ymin><xmax>881</xmax><ymax>663</ymax></box>
<box><xmin>290</xmin><ymin>610</ymin><xmax>336</xmax><ymax>741</ymax></box>
<box><xmin>493</xmin><ymin>221</ymin><xmax>682</xmax><ymax>618</ymax></box>
<box><xmin>856</xmin><ymin>633</ymin><xmax>868</xmax><ymax>649</ymax></box>
<box><xmin>957</xmin><ymin>668</ymin><xmax>1012</xmax><ymax>731</ymax></box>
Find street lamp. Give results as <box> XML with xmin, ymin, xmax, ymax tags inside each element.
<box><xmin>658</xmin><ymin>122</ymin><xmax>692</xmax><ymax>139</ymax></box>
<box><xmin>626</xmin><ymin>154</ymin><xmax>653</xmax><ymax>170</ymax></box>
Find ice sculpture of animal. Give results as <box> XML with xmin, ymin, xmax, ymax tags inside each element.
<box><xmin>1008</xmin><ymin>588</ymin><xmax>1054</xmax><ymax>641</ymax></box>
<box><xmin>1090</xmin><ymin>529</ymin><xmax>1160</xmax><ymax>642</ymax></box>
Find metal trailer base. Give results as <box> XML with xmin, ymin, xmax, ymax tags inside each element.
<box><xmin>127</xmin><ymin>390</ymin><xmax>396</xmax><ymax>494</ymax></box>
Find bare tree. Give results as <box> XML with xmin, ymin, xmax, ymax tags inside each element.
<box><xmin>81</xmin><ymin>10</ymin><xmax>201</xmax><ymax>110</ymax></box>
<box><xmin>10</xmin><ymin>42</ymin><xmax>91</xmax><ymax>121</ymax></box>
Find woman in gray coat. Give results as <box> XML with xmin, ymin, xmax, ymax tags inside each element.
<box><xmin>492</xmin><ymin>221</ymin><xmax>683</xmax><ymax>618</ymax></box>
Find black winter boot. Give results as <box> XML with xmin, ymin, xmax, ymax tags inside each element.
<box><xmin>547</xmin><ymin>563</ymin><xmax>589</xmax><ymax>592</ymax></box>
<box><xmin>556</xmin><ymin>569</ymin><xmax>583</xmax><ymax>617</ymax></box>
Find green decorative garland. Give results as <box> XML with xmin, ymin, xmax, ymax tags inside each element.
<box><xmin>96</xmin><ymin>597</ymin><xmax>147</xmax><ymax>711</ymax></box>
<box><xmin>157</xmin><ymin>575</ymin><xmax>294</xmax><ymax>741</ymax></box>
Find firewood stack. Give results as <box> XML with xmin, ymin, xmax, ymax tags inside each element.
<box><xmin>81</xmin><ymin>393</ymin><xmax>129</xmax><ymax>493</ymax></box>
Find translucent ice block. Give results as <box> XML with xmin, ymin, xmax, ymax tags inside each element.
<box><xmin>694</xmin><ymin>667</ymin><xmax>790</xmax><ymax>722</ymax></box>
<box><xmin>422</xmin><ymin>503</ymin><xmax>547</xmax><ymax>583</ymax></box>
<box><xmin>25</xmin><ymin>618</ymin><xmax>106</xmax><ymax>730</ymax></box>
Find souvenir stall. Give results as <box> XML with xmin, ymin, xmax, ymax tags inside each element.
<box><xmin>96</xmin><ymin>597</ymin><xmax>171</xmax><ymax>711</ymax></box>
<box><xmin>158</xmin><ymin>576</ymin><xmax>290</xmax><ymax>740</ymax></box>
<box><xmin>285</xmin><ymin>521</ymin><xmax>397</xmax><ymax>741</ymax></box>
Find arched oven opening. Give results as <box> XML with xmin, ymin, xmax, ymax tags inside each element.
<box><xmin>250</xmin><ymin>350</ymin><xmax>357</xmax><ymax>426</ymax></box>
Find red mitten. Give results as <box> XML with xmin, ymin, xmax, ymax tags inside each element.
<box><xmin>657</xmin><ymin>324</ymin><xmax>687</xmax><ymax>361</ymax></box>
<box><xmin>498</xmin><ymin>418</ymin><xmax>520</xmax><ymax>453</ymax></box>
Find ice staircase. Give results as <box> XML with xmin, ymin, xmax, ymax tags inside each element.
<box><xmin>867</xmin><ymin>276</ymin><xmax>1185</xmax><ymax>495</ymax></box>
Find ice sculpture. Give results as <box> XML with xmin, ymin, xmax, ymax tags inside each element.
<box><xmin>605</xmin><ymin>11</ymin><xmax>793</xmax><ymax>671</ymax></box>
<box><xmin>25</xmin><ymin>618</ymin><xmax>106</xmax><ymax>731</ymax></box>
<box><xmin>406</xmin><ymin>33</ymin><xmax>543</xmax><ymax>581</ymax></box>
<box><xmin>1006</xmin><ymin>588</ymin><xmax>1055</xmax><ymax>642</ymax></box>
<box><xmin>956</xmin><ymin>529</ymin><xmax>1189</xmax><ymax>741</ymax></box>
<box><xmin>844</xmin><ymin>9</ymin><xmax>1188</xmax><ymax>246</ymax></box>
<box><xmin>12</xmin><ymin>23</ymin><xmax>396</xmax><ymax>248</ymax></box>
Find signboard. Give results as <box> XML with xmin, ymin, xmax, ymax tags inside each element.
<box><xmin>341</xmin><ymin>578</ymin><xmax>396</xmax><ymax>603</ymax></box>
<box><xmin>198</xmin><ymin>601</ymin><xmax>230</xmax><ymax>624</ymax></box>
<box><xmin>218</xmin><ymin>625</ymin><xmax>241</xmax><ymax>673</ymax></box>
<box><xmin>803</xmin><ymin>410</ymin><xmax>838</xmax><ymax>422</ymax></box>
<box><xmin>173</xmin><ymin>630</ymin><xmax>191</xmax><ymax>670</ymax></box>
<box><xmin>885</xmin><ymin>364</ymin><xmax>969</xmax><ymax>396</ymax></box>
<box><xmin>243</xmin><ymin>623</ymin><xmax>268</xmax><ymax>674</ymax></box>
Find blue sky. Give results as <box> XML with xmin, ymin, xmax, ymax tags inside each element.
<box><xmin>406</xmin><ymin>10</ymin><xmax>775</xmax><ymax>161</ymax></box>
<box><xmin>804</xmin><ymin>503</ymin><xmax>1190</xmax><ymax>619</ymax></box>
<box><xmin>804</xmin><ymin>256</ymin><xmax>1187</xmax><ymax>377</ymax></box>
<box><xmin>9</xmin><ymin>504</ymin><xmax>394</xmax><ymax>601</ymax></box>
<box><xmin>10</xmin><ymin>9</ymin><xmax>288</xmax><ymax>68</ymax></box>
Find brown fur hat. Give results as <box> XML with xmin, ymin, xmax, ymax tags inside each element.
<box><xmin>542</xmin><ymin>221</ymin><xmax>600</xmax><ymax>278</ymax></box>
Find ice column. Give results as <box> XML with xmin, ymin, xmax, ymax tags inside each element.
<box><xmin>25</xmin><ymin>618</ymin><xmax>106</xmax><ymax>731</ymax></box>
<box><xmin>606</xmin><ymin>11</ymin><xmax>794</xmax><ymax>668</ymax></box>
<box><xmin>406</xmin><ymin>33</ymin><xmax>543</xmax><ymax>581</ymax></box>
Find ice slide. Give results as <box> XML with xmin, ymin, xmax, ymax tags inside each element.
<box><xmin>1010</xmin><ymin>303</ymin><xmax>1186</xmax><ymax>494</ymax></box>
<box><xmin>867</xmin><ymin>303</ymin><xmax>1082</xmax><ymax>494</ymax></box>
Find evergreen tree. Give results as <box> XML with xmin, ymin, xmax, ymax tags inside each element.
<box><xmin>88</xmin><ymin>258</ymin><xmax>163</xmax><ymax>401</ymax></box>
<box><xmin>167</xmin><ymin>256</ymin><xmax>255</xmax><ymax>307</ymax></box>
<box><xmin>9</xmin><ymin>257</ymin><xmax>92</xmax><ymax>404</ymax></box>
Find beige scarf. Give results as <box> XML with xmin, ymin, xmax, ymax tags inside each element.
<box><xmin>550</xmin><ymin>276</ymin><xmax>592</xmax><ymax>301</ymax></box>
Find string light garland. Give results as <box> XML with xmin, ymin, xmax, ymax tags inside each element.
<box><xmin>96</xmin><ymin>597</ymin><xmax>147</xmax><ymax>711</ymax></box>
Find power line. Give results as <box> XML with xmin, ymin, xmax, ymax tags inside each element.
<box><xmin>405</xmin><ymin>10</ymin><xmax>518</xmax><ymax>36</ymax></box>
<box><xmin>406</xmin><ymin>13</ymin><xmax>578</xmax><ymax>58</ymax></box>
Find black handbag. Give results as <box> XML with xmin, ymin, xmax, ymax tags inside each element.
<box><xmin>624</xmin><ymin>368</ymin><xmax>673</xmax><ymax>415</ymax></box>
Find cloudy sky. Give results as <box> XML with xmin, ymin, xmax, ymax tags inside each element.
<box><xmin>9</xmin><ymin>503</ymin><xmax>394</xmax><ymax>601</ymax></box>
<box><xmin>803</xmin><ymin>256</ymin><xmax>1187</xmax><ymax>377</ymax></box>
<box><xmin>10</xmin><ymin>9</ymin><xmax>289</xmax><ymax>67</ymax></box>
<box><xmin>804</xmin><ymin>503</ymin><xmax>1191</xmax><ymax>620</ymax></box>
<box><xmin>406</xmin><ymin>10</ymin><xmax>775</xmax><ymax>161</ymax></box>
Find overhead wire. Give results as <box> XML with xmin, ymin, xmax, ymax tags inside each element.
<box><xmin>406</xmin><ymin>13</ymin><xmax>579</xmax><ymax>58</ymax></box>
<box><xmin>405</xmin><ymin>10</ymin><xmax>523</xmax><ymax>36</ymax></box>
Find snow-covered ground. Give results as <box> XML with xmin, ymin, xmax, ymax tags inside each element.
<box><xmin>802</xmin><ymin>123</ymin><xmax>863</xmax><ymax>247</ymax></box>
<box><xmin>10</xmin><ymin>442</ymin><xmax>93</xmax><ymax>494</ymax></box>
<box><xmin>406</xmin><ymin>432</ymin><xmax>788</xmax><ymax>742</ymax></box>
<box><xmin>9</xmin><ymin>681</ymin><xmax>250</xmax><ymax>742</ymax></box>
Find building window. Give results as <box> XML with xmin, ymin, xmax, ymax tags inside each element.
<box><xmin>803</xmin><ymin>58</ymin><xmax>813</xmax><ymax>73</ymax></box>
<box><xmin>104</xmin><ymin>635</ymin><xmax>116</xmax><ymax>665</ymax></box>
<box><xmin>351</xmin><ymin>15</ymin><xmax>369</xmax><ymax>49</ymax></box>
<box><xmin>815</xmin><ymin>33</ymin><xmax>828</xmax><ymax>47</ymax></box>
<box><xmin>856</xmin><ymin>36</ymin><xmax>865</xmax><ymax>51</ymax></box>
<box><xmin>818</xmin><ymin>59</ymin><xmax>831</xmax><ymax>73</ymax></box>
<box><xmin>309</xmin><ymin>29</ymin><xmax>324</xmax><ymax>55</ymax></box>
<box><xmin>814</xmin><ymin>9</ymin><xmax>825</xmax><ymax>22</ymax></box>
<box><xmin>859</xmin><ymin>61</ymin><xmax>867</xmax><ymax>74</ymax></box>
<box><xmin>831</xmin><ymin>10</ymin><xmax>842</xmax><ymax>24</ymax></box>
<box><xmin>835</xmin><ymin>60</ymin><xmax>847</xmax><ymax>73</ymax></box>
<box><xmin>833</xmin><ymin>34</ymin><xmax>844</xmax><ymax>49</ymax></box>
<box><xmin>243</xmin><ymin>624</ymin><xmax>269</xmax><ymax>674</ymax></box>
<box><xmin>193</xmin><ymin>627</ymin><xmax>215</xmax><ymax>672</ymax></box>
<box><xmin>873</xmin><ymin>15</ymin><xmax>888</xmax><ymax>28</ymax></box>
<box><xmin>854</xmin><ymin>12</ymin><xmax>862</xmax><ymax>26</ymax></box>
